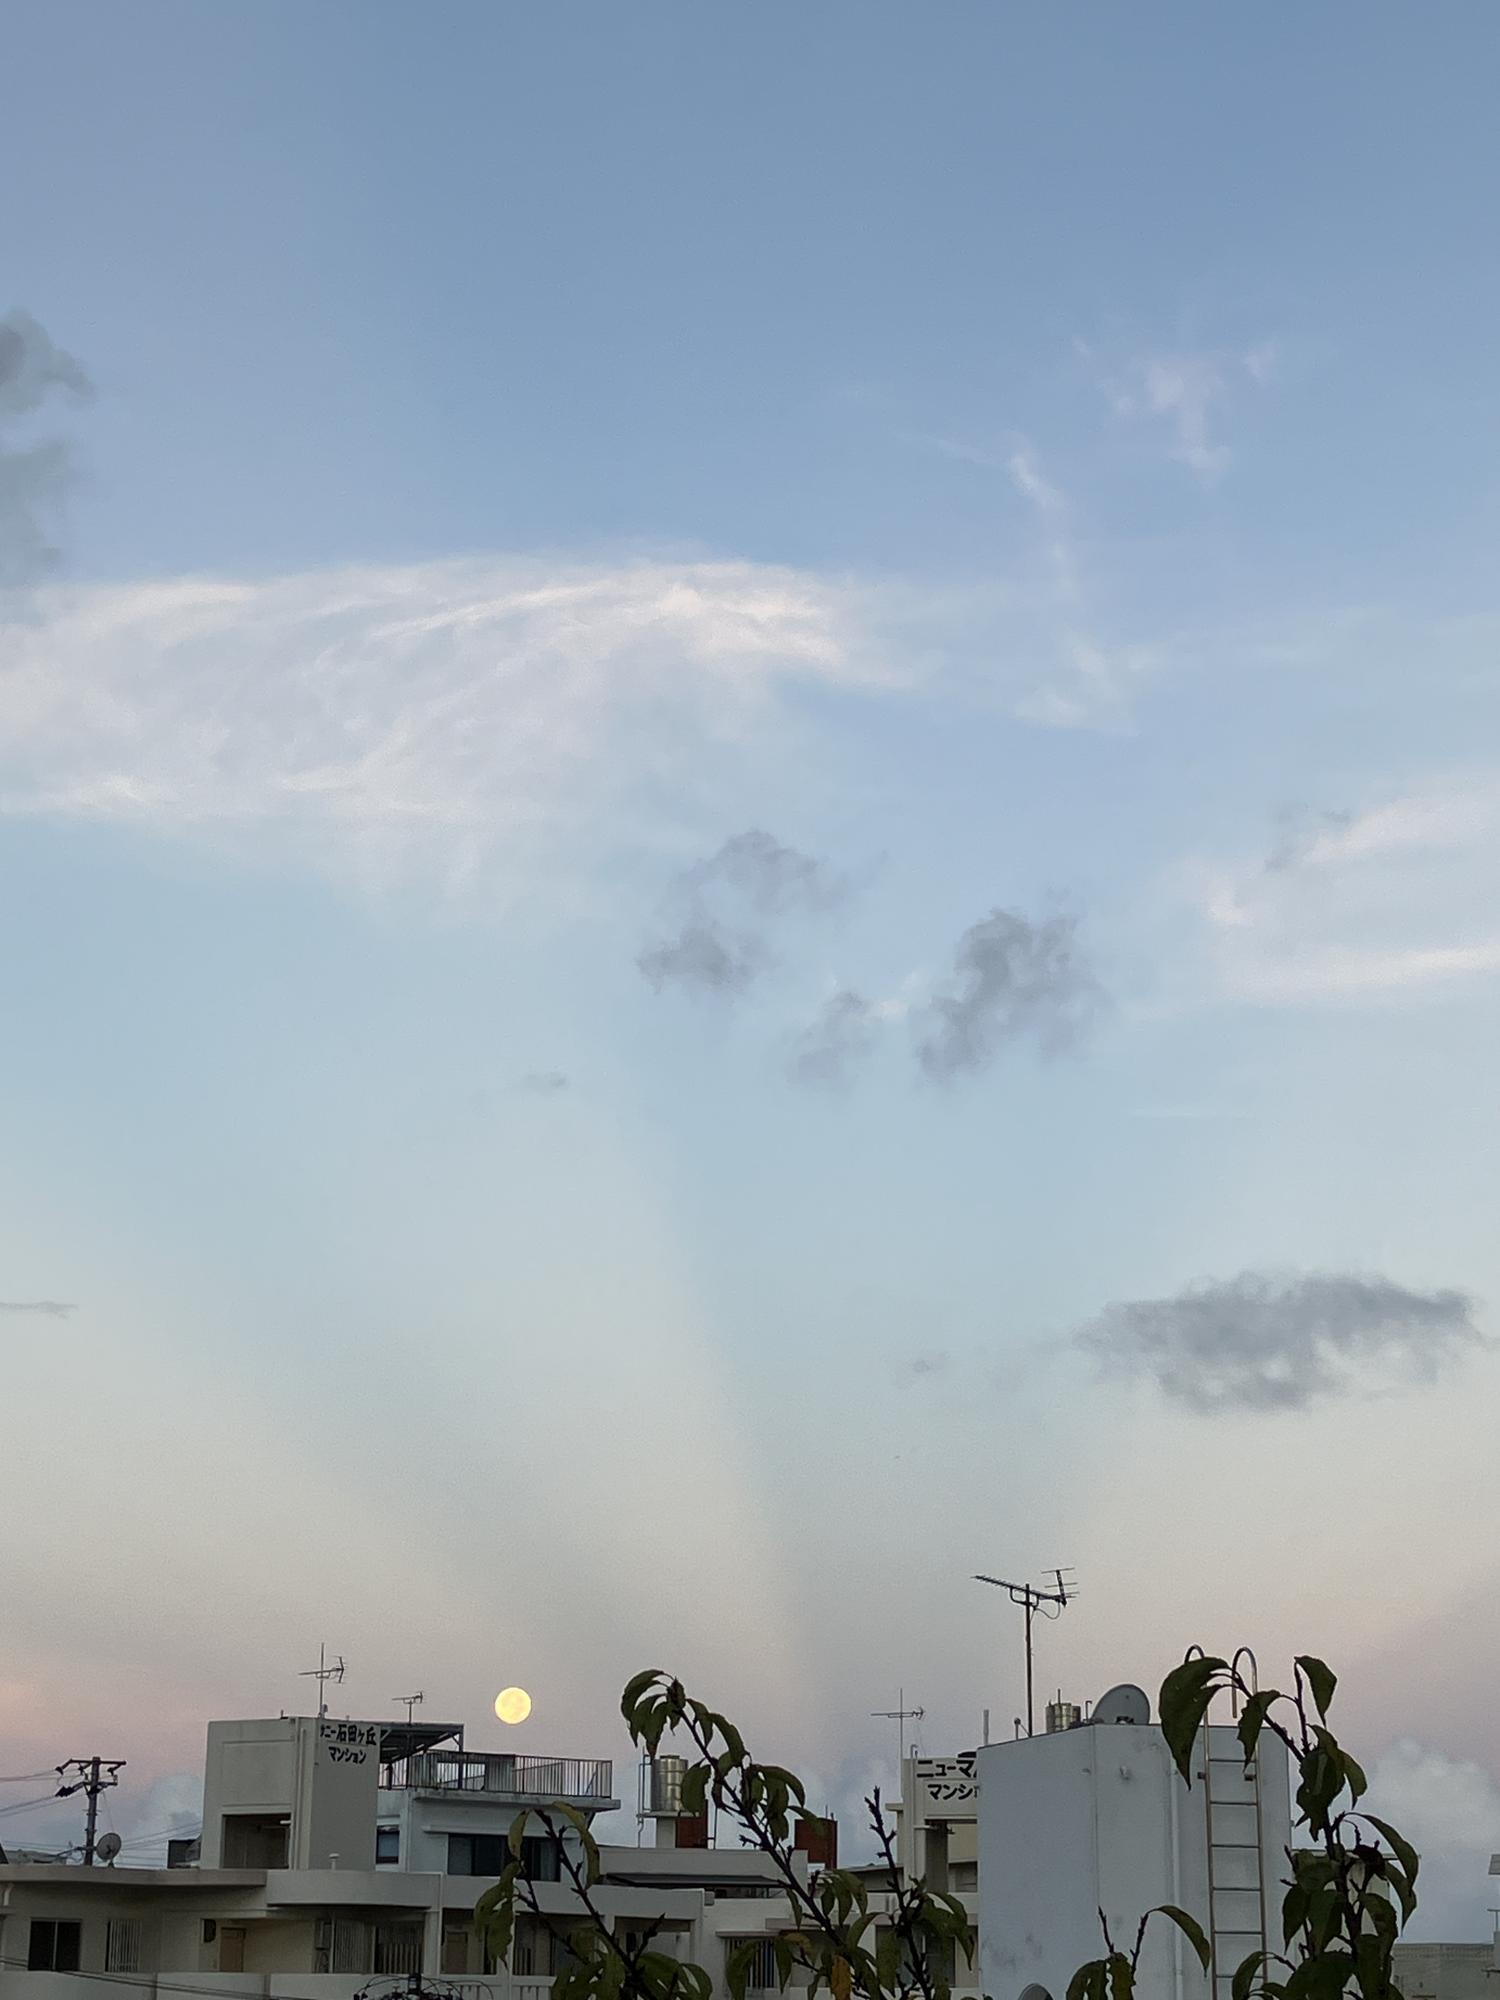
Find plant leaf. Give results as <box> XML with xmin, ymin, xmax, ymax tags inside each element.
<box><xmin>1155</xmin><ymin>1905</ymin><xmax>1212</xmax><ymax>1975</ymax></box>
<box><xmin>1295</xmin><ymin>1657</ymin><xmax>1337</xmax><ymax>1722</ymax></box>
<box><xmin>1159</xmin><ymin>1658</ymin><xmax>1226</xmax><ymax>1785</ymax></box>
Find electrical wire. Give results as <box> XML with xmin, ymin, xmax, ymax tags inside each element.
<box><xmin>0</xmin><ymin>1792</ymin><xmax>63</xmax><ymax>1819</ymax></box>
<box><xmin>0</xmin><ymin>1771</ymin><xmax>59</xmax><ymax>1784</ymax></box>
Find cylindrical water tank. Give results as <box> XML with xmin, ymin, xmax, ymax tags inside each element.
<box><xmin>648</xmin><ymin>1754</ymin><xmax>687</xmax><ymax>1814</ymax></box>
<box><xmin>1045</xmin><ymin>1699</ymin><xmax>1081</xmax><ymax>1734</ymax></box>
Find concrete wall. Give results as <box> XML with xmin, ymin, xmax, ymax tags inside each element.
<box><xmin>1392</xmin><ymin>1941</ymin><xmax>1499</xmax><ymax>2000</ymax></box>
<box><xmin>201</xmin><ymin>1721</ymin><xmax>378</xmax><ymax>1874</ymax></box>
<box><xmin>978</xmin><ymin>1721</ymin><xmax>1289</xmax><ymax>2000</ymax></box>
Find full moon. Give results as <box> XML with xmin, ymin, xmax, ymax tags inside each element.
<box><xmin>494</xmin><ymin>1686</ymin><xmax>532</xmax><ymax>1725</ymax></box>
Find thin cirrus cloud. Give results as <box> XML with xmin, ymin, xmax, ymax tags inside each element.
<box><xmin>0</xmin><ymin>552</ymin><xmax>1158</xmax><ymax>902</ymax></box>
<box><xmin>1075</xmin><ymin>1269</ymin><xmax>1488</xmax><ymax>1414</ymax></box>
<box><xmin>0</xmin><ymin>308</ymin><xmax>92</xmax><ymax>586</ymax></box>
<box><xmin>1185</xmin><ymin>777</ymin><xmax>1500</xmax><ymax>1003</ymax></box>
<box><xmin>1076</xmin><ymin>336</ymin><xmax>1275</xmax><ymax>482</ymax></box>
<box><xmin>0</xmin><ymin>1299</ymin><xmax>78</xmax><ymax>1317</ymax></box>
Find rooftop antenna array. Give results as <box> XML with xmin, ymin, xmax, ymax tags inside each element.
<box><xmin>973</xmin><ymin>1567</ymin><xmax>1077</xmax><ymax>1738</ymax></box>
<box><xmin>870</xmin><ymin>1688</ymin><xmax>926</xmax><ymax>1770</ymax></box>
<box><xmin>299</xmin><ymin>1644</ymin><xmax>346</xmax><ymax>1719</ymax></box>
<box><xmin>393</xmin><ymin>1693</ymin><xmax>425</xmax><ymax>1725</ymax></box>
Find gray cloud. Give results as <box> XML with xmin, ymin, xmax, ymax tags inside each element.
<box><xmin>786</xmin><ymin>989</ymin><xmax>875</xmax><ymax>1088</ymax></box>
<box><xmin>1076</xmin><ymin>1269</ymin><xmax>1487</xmax><ymax>1413</ymax></box>
<box><xmin>916</xmin><ymin>908</ymin><xmax>1101</xmax><ymax>1080</ymax></box>
<box><xmin>1266</xmin><ymin>806</ymin><xmax>1353</xmax><ymax>873</ymax></box>
<box><xmin>0</xmin><ymin>1300</ymin><xmax>77</xmax><ymax>1317</ymax></box>
<box><xmin>518</xmin><ymin>1070</ymin><xmax>569</xmax><ymax>1094</ymax></box>
<box><xmin>0</xmin><ymin>309</ymin><xmax>92</xmax><ymax>586</ymax></box>
<box><xmin>639</xmin><ymin>830</ymin><xmax>846</xmax><ymax>999</ymax></box>
<box><xmin>909</xmin><ymin>1350</ymin><xmax>950</xmax><ymax>1378</ymax></box>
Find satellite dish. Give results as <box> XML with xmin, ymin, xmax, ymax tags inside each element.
<box><xmin>95</xmin><ymin>1832</ymin><xmax>122</xmax><ymax>1864</ymax></box>
<box><xmin>1091</xmin><ymin>1683</ymin><xmax>1150</xmax><ymax>1727</ymax></box>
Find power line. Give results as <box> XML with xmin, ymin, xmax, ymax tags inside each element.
<box><xmin>0</xmin><ymin>1792</ymin><xmax>63</xmax><ymax>1819</ymax></box>
<box><xmin>0</xmin><ymin>1770</ymin><xmax>60</xmax><ymax>1784</ymax></box>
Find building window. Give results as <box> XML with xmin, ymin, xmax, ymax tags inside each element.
<box><xmin>375</xmin><ymin>1825</ymin><xmax>401</xmax><ymax>1864</ymax></box>
<box><xmin>106</xmin><ymin>1919</ymin><xmax>143</xmax><ymax>1973</ymax></box>
<box><xmin>29</xmin><ymin>1921</ymin><xmax>83</xmax><ymax>1972</ymax></box>
<box><xmin>442</xmin><ymin>1926</ymin><xmax>470</xmax><ymax>1976</ymax></box>
<box><xmin>448</xmin><ymin>1832</ymin><xmax>560</xmax><ymax>1881</ymax></box>
<box><xmin>373</xmin><ymin>1923</ymin><xmax>423</xmax><ymax>1976</ymax></box>
<box><xmin>727</xmin><ymin>1939</ymin><xmax>779</xmax><ymax>1992</ymax></box>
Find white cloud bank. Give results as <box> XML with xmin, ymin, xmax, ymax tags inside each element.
<box><xmin>1368</xmin><ymin>1738</ymin><xmax>1500</xmax><ymax>1940</ymax></box>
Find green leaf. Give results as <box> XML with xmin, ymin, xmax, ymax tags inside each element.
<box><xmin>621</xmin><ymin>1669</ymin><xmax>663</xmax><ymax>1723</ymax></box>
<box><xmin>1295</xmin><ymin>1657</ymin><xmax>1337</xmax><ymax>1722</ymax></box>
<box><xmin>876</xmin><ymin>1927</ymin><xmax>901</xmax><ymax>1993</ymax></box>
<box><xmin>680</xmin><ymin>1762</ymin><xmax>710</xmax><ymax>1818</ymax></box>
<box><xmin>1365</xmin><ymin>1815</ymin><xmax>1421</xmax><ymax>1892</ymax></box>
<box><xmin>1155</xmin><ymin>1905</ymin><xmax>1212</xmax><ymax>1975</ymax></box>
<box><xmin>1237</xmin><ymin>1690</ymin><xmax>1282</xmax><ymax>1766</ymax></box>
<box><xmin>1340</xmin><ymin>1748</ymin><xmax>1369</xmax><ymax>1805</ymax></box>
<box><xmin>1159</xmin><ymin>1657</ymin><xmax>1226</xmax><ymax>1784</ymax></box>
<box><xmin>506</xmin><ymin>1809</ymin><xmax>532</xmax><ymax>1859</ymax></box>
<box><xmin>1106</xmin><ymin>1952</ymin><xmax>1134</xmax><ymax>2000</ymax></box>
<box><xmin>1066</xmin><ymin>1961</ymin><xmax>1109</xmax><ymax>2000</ymax></box>
<box><xmin>1231</xmin><ymin>1950</ymin><xmax>1265</xmax><ymax>2000</ymax></box>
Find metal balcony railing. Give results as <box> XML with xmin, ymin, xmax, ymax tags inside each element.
<box><xmin>390</xmin><ymin>1752</ymin><xmax>614</xmax><ymax>1800</ymax></box>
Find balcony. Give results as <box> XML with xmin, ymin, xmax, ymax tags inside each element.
<box><xmin>390</xmin><ymin>1751</ymin><xmax>615</xmax><ymax>1805</ymax></box>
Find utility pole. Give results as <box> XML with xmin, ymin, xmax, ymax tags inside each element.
<box><xmin>973</xmin><ymin>1568</ymin><xmax>1077</xmax><ymax>1737</ymax></box>
<box><xmin>56</xmin><ymin>1757</ymin><xmax>125</xmax><ymax>1866</ymax></box>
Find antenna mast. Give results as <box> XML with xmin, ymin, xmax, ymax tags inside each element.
<box><xmin>299</xmin><ymin>1644</ymin><xmax>346</xmax><ymax>1719</ymax></box>
<box><xmin>974</xmin><ymin>1568</ymin><xmax>1076</xmax><ymax>1738</ymax></box>
<box><xmin>870</xmin><ymin>1688</ymin><xmax>926</xmax><ymax>1768</ymax></box>
<box><xmin>394</xmin><ymin>1693</ymin><xmax>425</xmax><ymax>1725</ymax></box>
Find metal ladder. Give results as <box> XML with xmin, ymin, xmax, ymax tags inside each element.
<box><xmin>1202</xmin><ymin>1721</ymin><xmax>1269</xmax><ymax>2000</ymax></box>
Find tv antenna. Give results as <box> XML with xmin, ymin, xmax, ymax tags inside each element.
<box><xmin>393</xmin><ymin>1692</ymin><xmax>425</xmax><ymax>1725</ymax></box>
<box><xmin>299</xmin><ymin>1644</ymin><xmax>346</xmax><ymax>1718</ymax></box>
<box><xmin>871</xmin><ymin>1688</ymin><xmax>926</xmax><ymax>1769</ymax></box>
<box><xmin>974</xmin><ymin>1568</ymin><xmax>1077</xmax><ymax>1738</ymax></box>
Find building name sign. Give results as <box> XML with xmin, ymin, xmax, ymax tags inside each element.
<box><xmin>914</xmin><ymin>1753</ymin><xmax>977</xmax><ymax>1813</ymax></box>
<box><xmin>319</xmin><ymin>1721</ymin><xmax>378</xmax><ymax>1765</ymax></box>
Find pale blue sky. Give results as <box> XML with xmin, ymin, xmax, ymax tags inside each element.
<box><xmin>4</xmin><ymin>0</ymin><xmax>1500</xmax><ymax>1933</ymax></box>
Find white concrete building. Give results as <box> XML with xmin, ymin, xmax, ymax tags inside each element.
<box><xmin>1</xmin><ymin>1710</ymin><xmax>964</xmax><ymax>2000</ymax></box>
<box><xmin>978</xmin><ymin>1687</ymin><xmax>1291</xmax><ymax>2000</ymax></box>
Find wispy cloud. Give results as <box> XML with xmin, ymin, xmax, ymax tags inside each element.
<box><xmin>0</xmin><ymin>310</ymin><xmax>92</xmax><ymax>587</ymax></box>
<box><xmin>1077</xmin><ymin>337</ymin><xmax>1273</xmax><ymax>482</ymax></box>
<box><xmin>1185</xmin><ymin>776</ymin><xmax>1500</xmax><ymax>1003</ymax></box>
<box><xmin>0</xmin><ymin>551</ymin><xmax>1170</xmax><ymax>900</ymax></box>
<box><xmin>639</xmin><ymin>830</ymin><xmax>848</xmax><ymax>1000</ymax></box>
<box><xmin>916</xmin><ymin>907</ymin><xmax>1102</xmax><ymax>1081</ymax></box>
<box><xmin>0</xmin><ymin>1300</ymin><xmax>77</xmax><ymax>1317</ymax></box>
<box><xmin>518</xmin><ymin>1070</ymin><xmax>569</xmax><ymax>1094</ymax></box>
<box><xmin>1077</xmin><ymin>1269</ymin><xmax>1487</xmax><ymax>1413</ymax></box>
<box><xmin>1003</xmin><ymin>441</ymin><xmax>1158</xmax><ymax>729</ymax></box>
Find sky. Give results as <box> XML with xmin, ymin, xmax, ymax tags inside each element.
<box><xmin>3</xmin><ymin>0</ymin><xmax>1500</xmax><ymax>1938</ymax></box>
